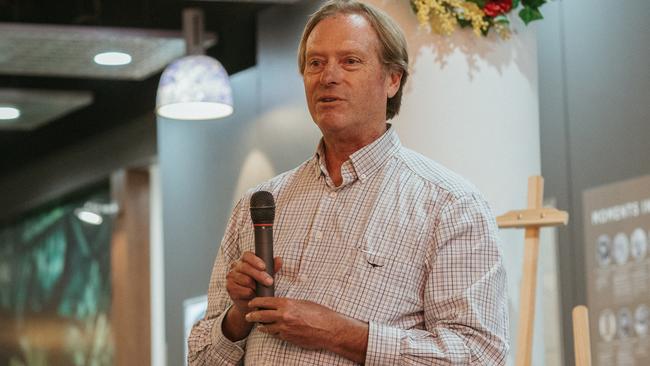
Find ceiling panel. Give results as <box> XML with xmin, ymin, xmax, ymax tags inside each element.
<box><xmin>0</xmin><ymin>23</ymin><xmax>186</xmax><ymax>80</ymax></box>
<box><xmin>0</xmin><ymin>88</ymin><xmax>93</xmax><ymax>131</ymax></box>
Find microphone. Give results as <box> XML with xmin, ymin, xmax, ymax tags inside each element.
<box><xmin>250</xmin><ymin>191</ymin><xmax>275</xmax><ymax>297</ymax></box>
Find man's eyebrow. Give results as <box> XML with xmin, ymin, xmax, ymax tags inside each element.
<box><xmin>304</xmin><ymin>51</ymin><xmax>324</xmax><ymax>59</ymax></box>
<box><xmin>305</xmin><ymin>49</ymin><xmax>369</xmax><ymax>58</ymax></box>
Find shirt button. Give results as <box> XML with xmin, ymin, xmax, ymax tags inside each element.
<box><xmin>315</xmin><ymin>230</ymin><xmax>323</xmax><ymax>240</ymax></box>
<box><xmin>360</xmin><ymin>174</ymin><xmax>367</xmax><ymax>180</ymax></box>
<box><xmin>329</xmin><ymin>192</ymin><xmax>337</xmax><ymax>199</ymax></box>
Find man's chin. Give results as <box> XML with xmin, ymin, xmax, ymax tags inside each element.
<box><xmin>314</xmin><ymin>115</ymin><xmax>349</xmax><ymax>130</ymax></box>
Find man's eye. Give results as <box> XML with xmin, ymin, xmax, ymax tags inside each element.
<box><xmin>345</xmin><ymin>58</ymin><xmax>360</xmax><ymax>65</ymax></box>
<box><xmin>309</xmin><ymin>60</ymin><xmax>323</xmax><ymax>67</ymax></box>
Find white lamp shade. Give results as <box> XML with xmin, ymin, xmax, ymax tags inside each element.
<box><xmin>156</xmin><ymin>55</ymin><xmax>234</xmax><ymax>120</ymax></box>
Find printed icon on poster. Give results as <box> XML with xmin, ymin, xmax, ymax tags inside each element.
<box><xmin>635</xmin><ymin>304</ymin><xmax>649</xmax><ymax>337</ymax></box>
<box><xmin>599</xmin><ymin>308</ymin><xmax>617</xmax><ymax>342</ymax></box>
<box><xmin>596</xmin><ymin>234</ymin><xmax>612</xmax><ymax>267</ymax></box>
<box><xmin>617</xmin><ymin>307</ymin><xmax>633</xmax><ymax>338</ymax></box>
<box><xmin>612</xmin><ymin>232</ymin><xmax>630</xmax><ymax>265</ymax></box>
<box><xmin>630</xmin><ymin>228</ymin><xmax>648</xmax><ymax>261</ymax></box>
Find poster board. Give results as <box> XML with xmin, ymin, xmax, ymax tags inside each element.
<box><xmin>583</xmin><ymin>175</ymin><xmax>650</xmax><ymax>365</ymax></box>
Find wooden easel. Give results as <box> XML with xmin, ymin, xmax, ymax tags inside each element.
<box><xmin>496</xmin><ymin>176</ymin><xmax>569</xmax><ymax>366</ymax></box>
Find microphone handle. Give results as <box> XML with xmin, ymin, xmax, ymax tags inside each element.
<box><xmin>254</xmin><ymin>225</ymin><xmax>275</xmax><ymax>297</ymax></box>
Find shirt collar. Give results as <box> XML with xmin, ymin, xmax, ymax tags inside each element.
<box><xmin>313</xmin><ymin>124</ymin><xmax>401</xmax><ymax>187</ymax></box>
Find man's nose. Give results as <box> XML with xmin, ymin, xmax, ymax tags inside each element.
<box><xmin>319</xmin><ymin>62</ymin><xmax>342</xmax><ymax>85</ymax></box>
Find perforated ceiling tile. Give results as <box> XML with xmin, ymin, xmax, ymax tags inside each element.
<box><xmin>0</xmin><ymin>89</ymin><xmax>93</xmax><ymax>131</ymax></box>
<box><xmin>0</xmin><ymin>23</ymin><xmax>186</xmax><ymax>80</ymax></box>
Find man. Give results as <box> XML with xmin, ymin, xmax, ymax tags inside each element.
<box><xmin>188</xmin><ymin>1</ymin><xmax>509</xmax><ymax>364</ymax></box>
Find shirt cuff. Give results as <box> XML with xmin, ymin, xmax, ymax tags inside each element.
<box><xmin>365</xmin><ymin>321</ymin><xmax>401</xmax><ymax>366</ymax></box>
<box><xmin>210</xmin><ymin>306</ymin><xmax>247</xmax><ymax>361</ymax></box>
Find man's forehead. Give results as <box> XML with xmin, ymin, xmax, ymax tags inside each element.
<box><xmin>342</xmin><ymin>12</ymin><xmax>369</xmax><ymax>28</ymax></box>
<box><xmin>311</xmin><ymin>13</ymin><xmax>374</xmax><ymax>37</ymax></box>
<box><xmin>305</xmin><ymin>13</ymin><xmax>380</xmax><ymax>53</ymax></box>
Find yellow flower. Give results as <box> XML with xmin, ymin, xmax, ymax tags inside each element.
<box><xmin>413</xmin><ymin>0</ymin><xmax>507</xmax><ymax>38</ymax></box>
<box><xmin>457</xmin><ymin>1</ymin><xmax>489</xmax><ymax>36</ymax></box>
<box><xmin>428</xmin><ymin>0</ymin><xmax>458</xmax><ymax>35</ymax></box>
<box><xmin>494</xmin><ymin>22</ymin><xmax>512</xmax><ymax>39</ymax></box>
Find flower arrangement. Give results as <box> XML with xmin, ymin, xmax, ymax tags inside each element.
<box><xmin>410</xmin><ymin>0</ymin><xmax>546</xmax><ymax>39</ymax></box>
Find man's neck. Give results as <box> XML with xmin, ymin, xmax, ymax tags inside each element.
<box><xmin>322</xmin><ymin>123</ymin><xmax>388</xmax><ymax>187</ymax></box>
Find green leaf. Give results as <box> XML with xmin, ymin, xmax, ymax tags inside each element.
<box><xmin>519</xmin><ymin>7</ymin><xmax>544</xmax><ymax>25</ymax></box>
<box><xmin>513</xmin><ymin>0</ymin><xmax>521</xmax><ymax>8</ymax></box>
<box><xmin>466</xmin><ymin>0</ymin><xmax>488</xmax><ymax>8</ymax></box>
<box><xmin>522</xmin><ymin>0</ymin><xmax>546</xmax><ymax>8</ymax></box>
<box><xmin>457</xmin><ymin>18</ymin><xmax>473</xmax><ymax>28</ymax></box>
<box><xmin>494</xmin><ymin>15</ymin><xmax>510</xmax><ymax>25</ymax></box>
<box><xmin>409</xmin><ymin>0</ymin><xmax>418</xmax><ymax>14</ymax></box>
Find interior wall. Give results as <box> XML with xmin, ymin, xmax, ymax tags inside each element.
<box><xmin>538</xmin><ymin>1</ymin><xmax>650</xmax><ymax>365</ymax></box>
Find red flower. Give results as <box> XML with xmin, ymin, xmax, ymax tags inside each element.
<box><xmin>483</xmin><ymin>0</ymin><xmax>513</xmax><ymax>17</ymax></box>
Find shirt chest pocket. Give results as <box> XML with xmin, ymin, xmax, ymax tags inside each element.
<box><xmin>332</xmin><ymin>245</ymin><xmax>426</xmax><ymax>323</ymax></box>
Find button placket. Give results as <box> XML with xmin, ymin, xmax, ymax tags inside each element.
<box><xmin>301</xmin><ymin>188</ymin><xmax>334</xmax><ymax>281</ymax></box>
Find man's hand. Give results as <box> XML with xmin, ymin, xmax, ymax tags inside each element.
<box><xmin>222</xmin><ymin>252</ymin><xmax>282</xmax><ymax>342</ymax></box>
<box><xmin>225</xmin><ymin>251</ymin><xmax>283</xmax><ymax>315</ymax></box>
<box><xmin>246</xmin><ymin>297</ymin><xmax>368</xmax><ymax>363</ymax></box>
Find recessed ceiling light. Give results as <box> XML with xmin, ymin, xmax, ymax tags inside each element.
<box><xmin>74</xmin><ymin>208</ymin><xmax>103</xmax><ymax>225</ymax></box>
<box><xmin>94</xmin><ymin>52</ymin><xmax>132</xmax><ymax>66</ymax></box>
<box><xmin>0</xmin><ymin>106</ymin><xmax>20</xmax><ymax>120</ymax></box>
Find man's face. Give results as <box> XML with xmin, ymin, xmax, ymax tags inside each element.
<box><xmin>302</xmin><ymin>13</ymin><xmax>401</xmax><ymax>138</ymax></box>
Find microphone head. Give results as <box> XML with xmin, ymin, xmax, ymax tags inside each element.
<box><xmin>250</xmin><ymin>191</ymin><xmax>275</xmax><ymax>224</ymax></box>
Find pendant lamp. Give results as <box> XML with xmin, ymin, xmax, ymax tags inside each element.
<box><xmin>156</xmin><ymin>8</ymin><xmax>233</xmax><ymax>120</ymax></box>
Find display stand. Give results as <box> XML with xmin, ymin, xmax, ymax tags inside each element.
<box><xmin>572</xmin><ymin>305</ymin><xmax>592</xmax><ymax>366</ymax></box>
<box><xmin>496</xmin><ymin>176</ymin><xmax>569</xmax><ymax>366</ymax></box>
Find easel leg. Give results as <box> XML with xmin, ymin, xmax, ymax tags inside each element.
<box><xmin>573</xmin><ymin>305</ymin><xmax>592</xmax><ymax>366</ymax></box>
<box><xmin>515</xmin><ymin>227</ymin><xmax>540</xmax><ymax>366</ymax></box>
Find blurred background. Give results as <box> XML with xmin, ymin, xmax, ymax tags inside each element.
<box><xmin>0</xmin><ymin>0</ymin><xmax>648</xmax><ymax>365</ymax></box>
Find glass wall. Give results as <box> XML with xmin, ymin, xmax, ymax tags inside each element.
<box><xmin>0</xmin><ymin>183</ymin><xmax>114</xmax><ymax>366</ymax></box>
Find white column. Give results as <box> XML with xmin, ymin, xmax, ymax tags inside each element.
<box><xmin>150</xmin><ymin>164</ymin><xmax>167</xmax><ymax>366</ymax></box>
<box><xmin>364</xmin><ymin>1</ymin><xmax>543</xmax><ymax>365</ymax></box>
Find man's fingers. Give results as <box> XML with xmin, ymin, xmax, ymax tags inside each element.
<box><xmin>227</xmin><ymin>271</ymin><xmax>255</xmax><ymax>289</ymax></box>
<box><xmin>225</xmin><ymin>280</ymin><xmax>255</xmax><ymax>300</ymax></box>
<box><xmin>245</xmin><ymin>309</ymin><xmax>279</xmax><ymax>324</ymax></box>
<box><xmin>236</xmin><ymin>287</ymin><xmax>255</xmax><ymax>300</ymax></box>
<box><xmin>241</xmin><ymin>251</ymin><xmax>266</xmax><ymax>270</ymax></box>
<box><xmin>249</xmin><ymin>296</ymin><xmax>284</xmax><ymax>309</ymax></box>
<box><xmin>274</xmin><ymin>256</ymin><xmax>283</xmax><ymax>273</ymax></box>
<box><xmin>234</xmin><ymin>260</ymin><xmax>274</xmax><ymax>286</ymax></box>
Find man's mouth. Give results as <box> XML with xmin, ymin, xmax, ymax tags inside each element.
<box><xmin>318</xmin><ymin>96</ymin><xmax>341</xmax><ymax>103</ymax></box>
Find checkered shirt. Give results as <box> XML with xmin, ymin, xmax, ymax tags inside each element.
<box><xmin>188</xmin><ymin>127</ymin><xmax>509</xmax><ymax>365</ymax></box>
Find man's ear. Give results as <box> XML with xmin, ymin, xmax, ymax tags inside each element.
<box><xmin>386</xmin><ymin>69</ymin><xmax>403</xmax><ymax>98</ymax></box>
